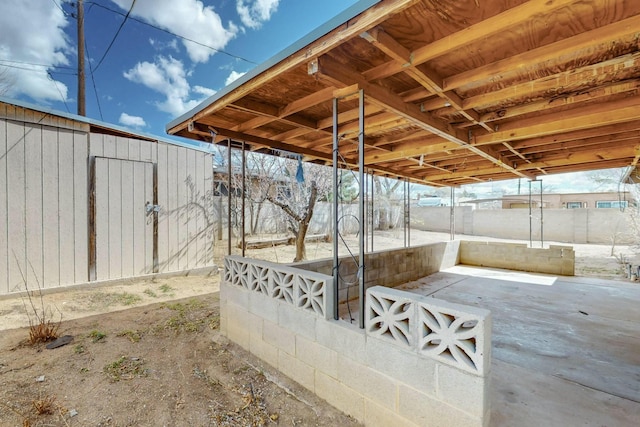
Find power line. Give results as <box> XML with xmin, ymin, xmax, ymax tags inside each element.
<box><xmin>0</xmin><ymin>62</ymin><xmax>76</xmax><ymax>75</ymax></box>
<box><xmin>50</xmin><ymin>0</ymin><xmax>72</xmax><ymax>17</ymax></box>
<box><xmin>92</xmin><ymin>0</ymin><xmax>137</xmax><ymax>73</ymax></box>
<box><xmin>85</xmin><ymin>39</ymin><xmax>103</xmax><ymax>120</ymax></box>
<box><xmin>47</xmin><ymin>72</ymin><xmax>70</xmax><ymax>113</ymax></box>
<box><xmin>0</xmin><ymin>58</ymin><xmax>76</xmax><ymax>70</ymax></box>
<box><xmin>86</xmin><ymin>1</ymin><xmax>257</xmax><ymax>65</ymax></box>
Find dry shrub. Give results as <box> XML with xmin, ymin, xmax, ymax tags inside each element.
<box><xmin>16</xmin><ymin>261</ymin><xmax>62</xmax><ymax>345</ymax></box>
<box><xmin>32</xmin><ymin>395</ymin><xmax>58</xmax><ymax>415</ymax></box>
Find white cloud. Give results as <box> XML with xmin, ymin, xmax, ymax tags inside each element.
<box><xmin>192</xmin><ymin>85</ymin><xmax>217</xmax><ymax>97</ymax></box>
<box><xmin>0</xmin><ymin>0</ymin><xmax>70</xmax><ymax>102</ymax></box>
<box><xmin>236</xmin><ymin>0</ymin><xmax>280</xmax><ymax>29</ymax></box>
<box><xmin>124</xmin><ymin>55</ymin><xmax>215</xmax><ymax>116</ymax></box>
<box><xmin>119</xmin><ymin>112</ymin><xmax>147</xmax><ymax>128</ymax></box>
<box><xmin>111</xmin><ymin>0</ymin><xmax>238</xmax><ymax>63</ymax></box>
<box><xmin>149</xmin><ymin>38</ymin><xmax>179</xmax><ymax>52</ymax></box>
<box><xmin>225</xmin><ymin>70</ymin><xmax>246</xmax><ymax>86</ymax></box>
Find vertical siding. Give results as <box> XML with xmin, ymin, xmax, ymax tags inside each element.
<box><xmin>42</xmin><ymin>126</ymin><xmax>60</xmax><ymax>287</ymax></box>
<box><xmin>120</xmin><ymin>160</ymin><xmax>134</xmax><ymax>277</ymax></box>
<box><xmin>74</xmin><ymin>131</ymin><xmax>88</xmax><ymax>282</ymax></box>
<box><xmin>0</xmin><ymin>106</ymin><xmax>7</xmax><ymax>293</ymax></box>
<box><xmin>95</xmin><ymin>158</ymin><xmax>109</xmax><ymax>281</ymax></box>
<box><xmin>25</xmin><ymin>123</ymin><xmax>44</xmax><ymax>287</ymax></box>
<box><xmin>58</xmin><ymin>129</ymin><xmax>76</xmax><ymax>285</ymax></box>
<box><xmin>7</xmin><ymin>118</ymin><xmax>26</xmax><ymax>292</ymax></box>
<box><xmin>1</xmin><ymin>109</ymin><xmax>215</xmax><ymax>293</ymax></box>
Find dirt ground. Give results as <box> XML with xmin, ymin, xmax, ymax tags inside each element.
<box><xmin>0</xmin><ymin>230</ymin><xmax>636</xmax><ymax>426</ymax></box>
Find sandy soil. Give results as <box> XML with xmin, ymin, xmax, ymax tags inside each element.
<box><xmin>0</xmin><ymin>230</ymin><xmax>635</xmax><ymax>426</ymax></box>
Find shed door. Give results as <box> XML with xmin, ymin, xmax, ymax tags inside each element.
<box><xmin>94</xmin><ymin>158</ymin><xmax>154</xmax><ymax>281</ymax></box>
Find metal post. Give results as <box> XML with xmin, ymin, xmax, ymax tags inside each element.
<box><xmin>241</xmin><ymin>141</ymin><xmax>246</xmax><ymax>257</ymax></box>
<box><xmin>358</xmin><ymin>89</ymin><xmax>366</xmax><ymax>329</ymax></box>
<box><xmin>403</xmin><ymin>178</ymin><xmax>407</xmax><ymax>248</ymax></box>
<box><xmin>450</xmin><ymin>186</ymin><xmax>456</xmax><ymax>240</ymax></box>
<box><xmin>540</xmin><ymin>179</ymin><xmax>544</xmax><ymax>248</ymax></box>
<box><xmin>332</xmin><ymin>98</ymin><xmax>339</xmax><ymax>321</ymax></box>
<box><xmin>227</xmin><ymin>139</ymin><xmax>232</xmax><ymax>256</ymax></box>
<box><xmin>364</xmin><ymin>169</ymin><xmax>368</xmax><ymax>253</ymax></box>
<box><xmin>370</xmin><ymin>172</ymin><xmax>374</xmax><ymax>252</ymax></box>
<box><xmin>528</xmin><ymin>180</ymin><xmax>532</xmax><ymax>247</ymax></box>
<box><xmin>407</xmin><ymin>179</ymin><xmax>411</xmax><ymax>247</ymax></box>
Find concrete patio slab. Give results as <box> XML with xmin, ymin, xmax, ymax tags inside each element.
<box><xmin>339</xmin><ymin>266</ymin><xmax>640</xmax><ymax>426</ymax></box>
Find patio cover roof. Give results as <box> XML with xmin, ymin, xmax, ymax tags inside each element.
<box><xmin>167</xmin><ymin>0</ymin><xmax>640</xmax><ymax>187</ymax></box>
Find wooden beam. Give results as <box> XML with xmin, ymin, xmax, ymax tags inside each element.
<box><xmin>314</xmin><ymin>55</ymin><xmax>529</xmax><ymax>178</ymax></box>
<box><xmin>362</xmin><ymin>0</ymin><xmax>579</xmax><ymax>81</ymax></box>
<box><xmin>362</xmin><ymin>27</ymin><xmax>489</xmax><ymax>129</ymax></box>
<box><xmin>168</xmin><ymin>0</ymin><xmax>420</xmax><ymax>134</ymax></box>
<box><xmin>464</xmin><ymin>52</ymin><xmax>640</xmax><ymax>110</ymax></box>
<box><xmin>460</xmin><ymin>79</ymin><xmax>640</xmax><ymax>128</ymax></box>
<box><xmin>445</xmin><ymin>14</ymin><xmax>640</xmax><ymax>91</ymax></box>
<box><xmin>473</xmin><ymin>96</ymin><xmax>640</xmax><ymax>145</ymax></box>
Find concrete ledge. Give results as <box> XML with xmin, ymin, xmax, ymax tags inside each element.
<box><xmin>459</xmin><ymin>240</ymin><xmax>575</xmax><ymax>276</ymax></box>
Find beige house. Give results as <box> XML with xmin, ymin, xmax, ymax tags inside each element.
<box><xmin>500</xmin><ymin>191</ymin><xmax>634</xmax><ymax>209</ymax></box>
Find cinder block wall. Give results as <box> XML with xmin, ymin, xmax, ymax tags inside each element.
<box><xmin>293</xmin><ymin>241</ymin><xmax>460</xmax><ymax>303</ymax></box>
<box><xmin>220</xmin><ymin>278</ymin><xmax>490</xmax><ymax>427</ymax></box>
<box><xmin>459</xmin><ymin>241</ymin><xmax>575</xmax><ymax>275</ymax></box>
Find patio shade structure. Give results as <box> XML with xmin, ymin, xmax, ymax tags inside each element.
<box><xmin>167</xmin><ymin>0</ymin><xmax>640</xmax><ymax>187</ymax></box>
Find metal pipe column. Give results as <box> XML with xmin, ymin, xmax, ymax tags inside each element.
<box><xmin>540</xmin><ymin>180</ymin><xmax>544</xmax><ymax>247</ymax></box>
<box><xmin>227</xmin><ymin>139</ymin><xmax>232</xmax><ymax>256</ymax></box>
<box><xmin>332</xmin><ymin>98</ymin><xmax>339</xmax><ymax>321</ymax></box>
<box><xmin>241</xmin><ymin>141</ymin><xmax>246</xmax><ymax>257</ymax></box>
<box><xmin>450</xmin><ymin>186</ymin><xmax>456</xmax><ymax>240</ymax></box>
<box><xmin>358</xmin><ymin>89</ymin><xmax>366</xmax><ymax>329</ymax></box>
<box><xmin>528</xmin><ymin>180</ymin><xmax>533</xmax><ymax>247</ymax></box>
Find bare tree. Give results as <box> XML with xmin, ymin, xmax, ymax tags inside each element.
<box><xmin>260</xmin><ymin>159</ymin><xmax>331</xmax><ymax>262</ymax></box>
<box><xmin>374</xmin><ymin>176</ymin><xmax>402</xmax><ymax>230</ymax></box>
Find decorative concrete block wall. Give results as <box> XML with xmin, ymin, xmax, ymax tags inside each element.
<box><xmin>459</xmin><ymin>241</ymin><xmax>575</xmax><ymax>275</ymax></box>
<box><xmin>294</xmin><ymin>241</ymin><xmax>460</xmax><ymax>303</ymax></box>
<box><xmin>221</xmin><ymin>255</ymin><xmax>491</xmax><ymax>427</ymax></box>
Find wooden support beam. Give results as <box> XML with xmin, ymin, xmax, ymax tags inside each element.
<box><xmin>362</xmin><ymin>0</ymin><xmax>579</xmax><ymax>81</ymax></box>
<box><xmin>445</xmin><ymin>14</ymin><xmax>640</xmax><ymax>91</ymax></box>
<box><xmin>464</xmin><ymin>52</ymin><xmax>640</xmax><ymax>110</ymax></box>
<box><xmin>473</xmin><ymin>96</ymin><xmax>640</xmax><ymax>145</ymax></box>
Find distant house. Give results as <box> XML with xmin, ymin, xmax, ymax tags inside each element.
<box><xmin>0</xmin><ymin>98</ymin><xmax>216</xmax><ymax>295</ymax></box>
<box><xmin>466</xmin><ymin>191</ymin><xmax>634</xmax><ymax>209</ymax></box>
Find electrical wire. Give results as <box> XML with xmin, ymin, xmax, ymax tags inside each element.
<box><xmin>86</xmin><ymin>1</ymin><xmax>257</xmax><ymax>65</ymax></box>
<box><xmin>0</xmin><ymin>58</ymin><xmax>76</xmax><ymax>70</ymax></box>
<box><xmin>92</xmin><ymin>0</ymin><xmax>137</xmax><ymax>73</ymax></box>
<box><xmin>47</xmin><ymin>72</ymin><xmax>70</xmax><ymax>113</ymax></box>
<box><xmin>50</xmin><ymin>0</ymin><xmax>72</xmax><ymax>17</ymax></box>
<box><xmin>84</xmin><ymin>39</ymin><xmax>103</xmax><ymax>120</ymax></box>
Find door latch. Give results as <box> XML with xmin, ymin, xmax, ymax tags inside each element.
<box><xmin>145</xmin><ymin>202</ymin><xmax>161</xmax><ymax>214</ymax></box>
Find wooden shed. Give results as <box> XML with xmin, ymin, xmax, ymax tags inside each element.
<box><xmin>0</xmin><ymin>98</ymin><xmax>215</xmax><ymax>295</ymax></box>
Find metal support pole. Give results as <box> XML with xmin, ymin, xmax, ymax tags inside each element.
<box><xmin>528</xmin><ymin>180</ymin><xmax>532</xmax><ymax>247</ymax></box>
<box><xmin>227</xmin><ymin>139</ymin><xmax>232</xmax><ymax>256</ymax></box>
<box><xmin>450</xmin><ymin>186</ymin><xmax>456</xmax><ymax>240</ymax></box>
<box><xmin>370</xmin><ymin>172</ymin><xmax>374</xmax><ymax>252</ymax></box>
<box><xmin>364</xmin><ymin>169</ymin><xmax>368</xmax><ymax>253</ymax></box>
<box><xmin>540</xmin><ymin>179</ymin><xmax>544</xmax><ymax>247</ymax></box>
<box><xmin>332</xmin><ymin>98</ymin><xmax>339</xmax><ymax>321</ymax></box>
<box><xmin>358</xmin><ymin>89</ymin><xmax>366</xmax><ymax>329</ymax></box>
<box><xmin>403</xmin><ymin>178</ymin><xmax>407</xmax><ymax>248</ymax></box>
<box><xmin>407</xmin><ymin>179</ymin><xmax>411</xmax><ymax>247</ymax></box>
<box><xmin>241</xmin><ymin>141</ymin><xmax>246</xmax><ymax>257</ymax></box>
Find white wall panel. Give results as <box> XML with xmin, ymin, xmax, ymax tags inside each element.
<box><xmin>0</xmin><ymin>105</ymin><xmax>8</xmax><ymax>293</ymax></box>
<box><xmin>6</xmin><ymin>120</ymin><xmax>26</xmax><ymax>292</ymax></box>
<box><xmin>42</xmin><ymin>126</ymin><xmax>60</xmax><ymax>287</ymax></box>
<box><xmin>25</xmin><ymin>124</ymin><xmax>43</xmax><ymax>287</ymax></box>
<box><xmin>58</xmin><ymin>129</ymin><xmax>76</xmax><ymax>285</ymax></box>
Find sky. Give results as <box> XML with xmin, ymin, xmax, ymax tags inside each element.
<box><xmin>0</xmin><ymin>0</ymin><xmax>629</xmax><ymax>195</ymax></box>
<box><xmin>0</xmin><ymin>0</ymin><xmax>359</xmax><ymax>134</ymax></box>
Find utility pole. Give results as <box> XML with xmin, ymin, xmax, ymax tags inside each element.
<box><xmin>77</xmin><ymin>0</ymin><xmax>86</xmax><ymax>116</ymax></box>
